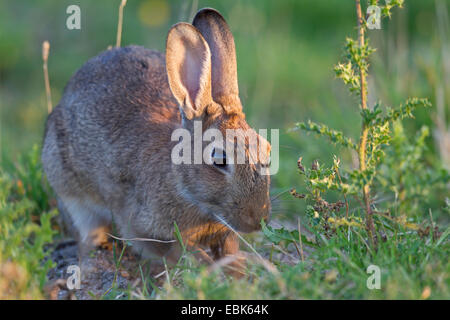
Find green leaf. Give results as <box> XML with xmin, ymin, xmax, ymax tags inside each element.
<box><xmin>294</xmin><ymin>120</ymin><xmax>357</xmax><ymax>150</ymax></box>
<box><xmin>261</xmin><ymin>219</ymin><xmax>317</xmax><ymax>248</ymax></box>
<box><xmin>173</xmin><ymin>221</ymin><xmax>185</xmax><ymax>252</ymax></box>
<box><xmin>434</xmin><ymin>226</ymin><xmax>449</xmax><ymax>248</ymax></box>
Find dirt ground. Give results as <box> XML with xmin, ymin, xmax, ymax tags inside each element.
<box><xmin>45</xmin><ymin>239</ymin><xmax>145</xmax><ymax>300</ymax></box>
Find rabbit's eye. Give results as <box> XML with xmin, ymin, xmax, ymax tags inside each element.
<box><xmin>212</xmin><ymin>148</ymin><xmax>227</xmax><ymax>168</ymax></box>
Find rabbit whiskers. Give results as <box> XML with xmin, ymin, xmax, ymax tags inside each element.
<box><xmin>106</xmin><ymin>233</ymin><xmax>176</xmax><ymax>243</ymax></box>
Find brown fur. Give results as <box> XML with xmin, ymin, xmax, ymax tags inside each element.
<box><xmin>42</xmin><ymin>8</ymin><xmax>271</xmax><ymax>273</ymax></box>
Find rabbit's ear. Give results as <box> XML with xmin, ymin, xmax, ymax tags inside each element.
<box><xmin>166</xmin><ymin>22</ymin><xmax>212</xmax><ymax>120</ymax></box>
<box><xmin>193</xmin><ymin>8</ymin><xmax>241</xmax><ymax>109</ymax></box>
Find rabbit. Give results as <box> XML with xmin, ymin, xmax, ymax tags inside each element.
<box><xmin>42</xmin><ymin>8</ymin><xmax>271</xmax><ymax>274</ymax></box>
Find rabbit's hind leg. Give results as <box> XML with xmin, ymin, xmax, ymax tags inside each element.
<box><xmin>60</xmin><ymin>196</ymin><xmax>113</xmax><ymax>252</ymax></box>
<box><xmin>58</xmin><ymin>196</ymin><xmax>115</xmax><ymax>284</ymax></box>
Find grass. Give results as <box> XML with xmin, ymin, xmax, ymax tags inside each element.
<box><xmin>0</xmin><ymin>146</ymin><xmax>56</xmax><ymax>299</ymax></box>
<box><xmin>103</xmin><ymin>213</ymin><xmax>449</xmax><ymax>300</ymax></box>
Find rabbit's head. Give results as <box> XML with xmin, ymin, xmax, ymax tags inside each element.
<box><xmin>166</xmin><ymin>9</ymin><xmax>271</xmax><ymax>233</ymax></box>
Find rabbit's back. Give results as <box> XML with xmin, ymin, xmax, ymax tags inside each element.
<box><xmin>43</xmin><ymin>46</ymin><xmax>179</xmax><ymax>205</ymax></box>
<box><xmin>61</xmin><ymin>45</ymin><xmax>179</xmax><ymax>128</ymax></box>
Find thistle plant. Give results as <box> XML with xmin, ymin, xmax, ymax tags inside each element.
<box><xmin>289</xmin><ymin>0</ymin><xmax>448</xmax><ymax>248</ymax></box>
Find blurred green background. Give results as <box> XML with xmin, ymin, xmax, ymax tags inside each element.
<box><xmin>0</xmin><ymin>0</ymin><xmax>448</xmax><ymax>220</ymax></box>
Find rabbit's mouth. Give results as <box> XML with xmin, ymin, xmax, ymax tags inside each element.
<box><xmin>212</xmin><ymin>213</ymin><xmax>264</xmax><ymax>234</ymax></box>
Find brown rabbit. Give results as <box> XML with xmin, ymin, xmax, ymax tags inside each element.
<box><xmin>42</xmin><ymin>8</ymin><xmax>271</xmax><ymax>274</ymax></box>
